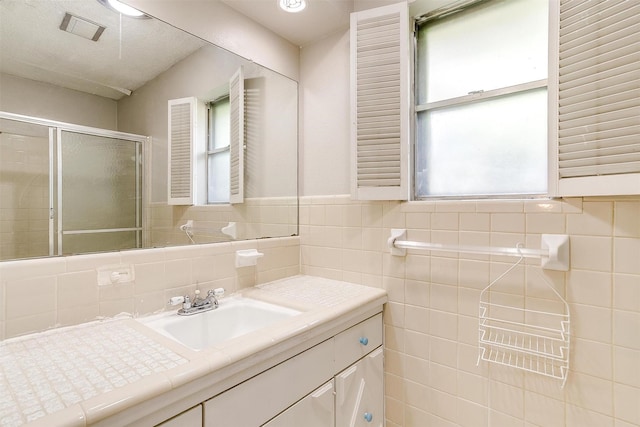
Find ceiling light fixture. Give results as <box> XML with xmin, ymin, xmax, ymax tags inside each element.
<box><xmin>97</xmin><ymin>0</ymin><xmax>149</xmax><ymax>18</ymax></box>
<box><xmin>279</xmin><ymin>0</ymin><xmax>306</xmax><ymax>13</ymax></box>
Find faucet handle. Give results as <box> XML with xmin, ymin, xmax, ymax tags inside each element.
<box><xmin>169</xmin><ymin>296</ymin><xmax>185</xmax><ymax>306</ymax></box>
<box><xmin>168</xmin><ymin>295</ymin><xmax>191</xmax><ymax>310</ymax></box>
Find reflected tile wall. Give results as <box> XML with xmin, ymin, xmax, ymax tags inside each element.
<box><xmin>149</xmin><ymin>197</ymin><xmax>298</xmax><ymax>247</ymax></box>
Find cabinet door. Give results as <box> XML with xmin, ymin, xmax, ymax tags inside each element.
<box><xmin>335</xmin><ymin>347</ymin><xmax>383</xmax><ymax>427</ymax></box>
<box><xmin>156</xmin><ymin>405</ymin><xmax>202</xmax><ymax>427</ymax></box>
<box><xmin>263</xmin><ymin>380</ymin><xmax>335</xmax><ymax>427</ymax></box>
<box><xmin>203</xmin><ymin>340</ymin><xmax>334</xmax><ymax>427</ymax></box>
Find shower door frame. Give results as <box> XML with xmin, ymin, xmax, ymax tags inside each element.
<box><xmin>0</xmin><ymin>111</ymin><xmax>149</xmax><ymax>257</ymax></box>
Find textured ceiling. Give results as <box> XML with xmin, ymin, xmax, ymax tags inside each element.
<box><xmin>0</xmin><ymin>0</ymin><xmax>207</xmax><ymax>100</ymax></box>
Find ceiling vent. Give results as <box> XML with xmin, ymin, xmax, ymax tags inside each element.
<box><xmin>59</xmin><ymin>13</ymin><xmax>106</xmax><ymax>42</ymax></box>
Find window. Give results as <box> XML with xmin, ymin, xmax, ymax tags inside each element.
<box><xmin>207</xmin><ymin>96</ymin><xmax>230</xmax><ymax>203</ymax></box>
<box><xmin>415</xmin><ymin>0</ymin><xmax>549</xmax><ymax>198</ymax></box>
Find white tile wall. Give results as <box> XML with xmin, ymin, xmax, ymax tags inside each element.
<box><xmin>300</xmin><ymin>195</ymin><xmax>640</xmax><ymax>427</ymax></box>
<box><xmin>0</xmin><ymin>236</ymin><xmax>300</xmax><ymax>339</ymax></box>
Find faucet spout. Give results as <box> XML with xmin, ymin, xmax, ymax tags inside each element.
<box><xmin>173</xmin><ymin>288</ymin><xmax>222</xmax><ymax>316</ymax></box>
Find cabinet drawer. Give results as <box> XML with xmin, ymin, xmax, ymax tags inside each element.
<box><xmin>203</xmin><ymin>339</ymin><xmax>333</xmax><ymax>427</ymax></box>
<box><xmin>262</xmin><ymin>380</ymin><xmax>335</xmax><ymax>427</ymax></box>
<box><xmin>334</xmin><ymin>313</ymin><xmax>382</xmax><ymax>372</ymax></box>
<box><xmin>156</xmin><ymin>405</ymin><xmax>202</xmax><ymax>427</ymax></box>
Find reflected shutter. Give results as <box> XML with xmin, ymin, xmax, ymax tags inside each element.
<box><xmin>168</xmin><ymin>97</ymin><xmax>196</xmax><ymax>205</ymax></box>
<box><xmin>556</xmin><ymin>0</ymin><xmax>640</xmax><ymax>196</ymax></box>
<box><xmin>229</xmin><ymin>67</ymin><xmax>245</xmax><ymax>204</ymax></box>
<box><xmin>350</xmin><ymin>2</ymin><xmax>410</xmax><ymax>200</ymax></box>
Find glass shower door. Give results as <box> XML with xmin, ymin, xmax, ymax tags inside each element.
<box><xmin>0</xmin><ymin>118</ymin><xmax>53</xmax><ymax>260</ymax></box>
<box><xmin>58</xmin><ymin>130</ymin><xmax>142</xmax><ymax>255</ymax></box>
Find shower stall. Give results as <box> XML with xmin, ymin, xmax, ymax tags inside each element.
<box><xmin>0</xmin><ymin>112</ymin><xmax>147</xmax><ymax>261</ymax></box>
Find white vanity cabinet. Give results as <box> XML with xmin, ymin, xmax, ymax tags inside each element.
<box><xmin>203</xmin><ymin>339</ymin><xmax>335</xmax><ymax>426</ymax></box>
<box><xmin>202</xmin><ymin>313</ymin><xmax>383</xmax><ymax>427</ymax></box>
<box><xmin>335</xmin><ymin>348</ymin><xmax>384</xmax><ymax>427</ymax></box>
<box><xmin>262</xmin><ymin>381</ymin><xmax>335</xmax><ymax>427</ymax></box>
<box><xmin>334</xmin><ymin>313</ymin><xmax>384</xmax><ymax>427</ymax></box>
<box><xmin>155</xmin><ymin>405</ymin><xmax>202</xmax><ymax>427</ymax></box>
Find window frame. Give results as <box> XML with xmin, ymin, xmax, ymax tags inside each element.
<box><xmin>206</xmin><ymin>95</ymin><xmax>231</xmax><ymax>204</ymax></box>
<box><xmin>412</xmin><ymin>0</ymin><xmax>554</xmax><ymax>200</ymax></box>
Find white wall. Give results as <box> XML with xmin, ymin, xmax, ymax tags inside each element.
<box><xmin>125</xmin><ymin>0</ymin><xmax>300</xmax><ymax>81</ymax></box>
<box><xmin>299</xmin><ymin>30</ymin><xmax>351</xmax><ymax>196</ymax></box>
<box><xmin>0</xmin><ymin>74</ymin><xmax>118</xmax><ymax>130</ymax></box>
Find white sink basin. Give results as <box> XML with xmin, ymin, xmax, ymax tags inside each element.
<box><xmin>139</xmin><ymin>297</ymin><xmax>301</xmax><ymax>351</ymax></box>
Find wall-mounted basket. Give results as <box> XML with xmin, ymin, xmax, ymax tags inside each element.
<box><xmin>477</xmin><ymin>255</ymin><xmax>570</xmax><ymax>387</ymax></box>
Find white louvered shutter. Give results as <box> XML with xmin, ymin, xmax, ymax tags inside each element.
<box><xmin>350</xmin><ymin>2</ymin><xmax>410</xmax><ymax>201</ymax></box>
<box><xmin>229</xmin><ymin>67</ymin><xmax>245</xmax><ymax>204</ymax></box>
<box><xmin>555</xmin><ymin>0</ymin><xmax>640</xmax><ymax>196</ymax></box>
<box><xmin>168</xmin><ymin>97</ymin><xmax>197</xmax><ymax>205</ymax></box>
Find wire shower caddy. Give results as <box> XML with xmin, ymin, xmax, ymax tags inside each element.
<box><xmin>477</xmin><ymin>254</ymin><xmax>570</xmax><ymax>387</ymax></box>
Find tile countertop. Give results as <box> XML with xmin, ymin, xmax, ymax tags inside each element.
<box><xmin>0</xmin><ymin>275</ymin><xmax>388</xmax><ymax>427</ymax></box>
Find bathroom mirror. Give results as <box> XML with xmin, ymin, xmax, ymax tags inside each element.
<box><xmin>0</xmin><ymin>0</ymin><xmax>298</xmax><ymax>261</ymax></box>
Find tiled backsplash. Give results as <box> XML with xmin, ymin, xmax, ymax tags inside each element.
<box><xmin>299</xmin><ymin>195</ymin><xmax>640</xmax><ymax>427</ymax></box>
<box><xmin>0</xmin><ymin>236</ymin><xmax>299</xmax><ymax>340</ymax></box>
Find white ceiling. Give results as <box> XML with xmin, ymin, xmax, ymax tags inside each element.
<box><xmin>219</xmin><ymin>0</ymin><xmax>444</xmax><ymax>47</ymax></box>
<box><xmin>220</xmin><ymin>0</ymin><xmax>355</xmax><ymax>47</ymax></box>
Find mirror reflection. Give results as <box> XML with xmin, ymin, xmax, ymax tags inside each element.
<box><xmin>0</xmin><ymin>0</ymin><xmax>298</xmax><ymax>261</ymax></box>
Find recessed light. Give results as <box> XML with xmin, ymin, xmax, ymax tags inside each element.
<box><xmin>279</xmin><ymin>0</ymin><xmax>306</xmax><ymax>13</ymax></box>
<box><xmin>97</xmin><ymin>0</ymin><xmax>149</xmax><ymax>18</ymax></box>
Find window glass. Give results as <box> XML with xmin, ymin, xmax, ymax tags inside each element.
<box><xmin>207</xmin><ymin>97</ymin><xmax>230</xmax><ymax>203</ymax></box>
<box><xmin>416</xmin><ymin>88</ymin><xmax>548</xmax><ymax>197</ymax></box>
<box><xmin>417</xmin><ymin>0</ymin><xmax>548</xmax><ymax>104</ymax></box>
<box><xmin>415</xmin><ymin>0</ymin><xmax>548</xmax><ymax>198</ymax></box>
<box><xmin>208</xmin><ymin>98</ymin><xmax>230</xmax><ymax>151</ymax></box>
<box><xmin>208</xmin><ymin>150</ymin><xmax>230</xmax><ymax>203</ymax></box>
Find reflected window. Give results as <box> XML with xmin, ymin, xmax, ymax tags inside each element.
<box><xmin>207</xmin><ymin>96</ymin><xmax>230</xmax><ymax>203</ymax></box>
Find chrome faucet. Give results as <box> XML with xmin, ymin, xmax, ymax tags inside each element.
<box><xmin>169</xmin><ymin>288</ymin><xmax>224</xmax><ymax>316</ymax></box>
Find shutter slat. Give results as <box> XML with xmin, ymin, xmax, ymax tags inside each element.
<box><xmin>559</xmin><ymin>19</ymin><xmax>640</xmax><ymax>67</ymax></box>
<box><xmin>559</xmin><ymin>39</ymin><xmax>640</xmax><ymax>78</ymax></box>
<box><xmin>229</xmin><ymin>67</ymin><xmax>244</xmax><ymax>204</ymax></box>
<box><xmin>559</xmin><ymin>1</ymin><xmax>636</xmax><ymax>46</ymax></box>
<box><xmin>351</xmin><ymin>3</ymin><xmax>408</xmax><ymax>199</ymax></box>
<box><xmin>559</xmin><ymin>55</ymin><xmax>640</xmax><ymax>91</ymax></box>
<box><xmin>560</xmin><ymin>142</ymin><xmax>640</xmax><ymax>160</ymax></box>
<box><xmin>168</xmin><ymin>98</ymin><xmax>195</xmax><ymax>204</ymax></box>
<box><xmin>557</xmin><ymin>0</ymin><xmax>640</xmax><ymax>187</ymax></box>
<box><xmin>559</xmin><ymin>107</ymin><xmax>640</xmax><ymax>133</ymax></box>
<box><xmin>559</xmin><ymin>162</ymin><xmax>640</xmax><ymax>178</ymax></box>
<box><xmin>559</xmin><ymin>136</ymin><xmax>638</xmax><ymax>158</ymax></box>
<box><xmin>559</xmin><ymin>81</ymin><xmax>640</xmax><ymax>113</ymax></box>
<box><xmin>559</xmin><ymin>111</ymin><xmax>640</xmax><ymax>138</ymax></box>
<box><xmin>560</xmin><ymin>156</ymin><xmax>640</xmax><ymax>174</ymax></box>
